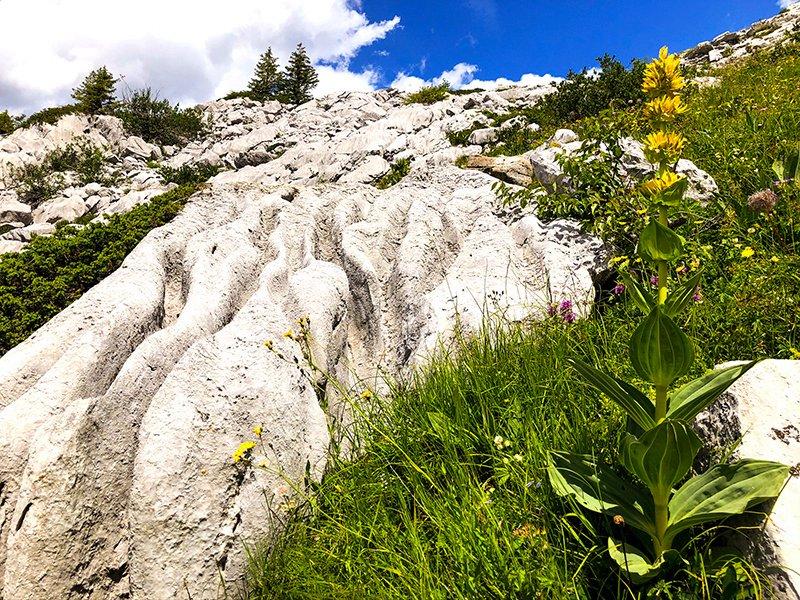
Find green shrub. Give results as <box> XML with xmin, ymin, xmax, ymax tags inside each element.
<box><xmin>404</xmin><ymin>83</ymin><xmax>451</xmax><ymax>105</ymax></box>
<box><xmin>0</xmin><ymin>184</ymin><xmax>199</xmax><ymax>354</ymax></box>
<box><xmin>157</xmin><ymin>163</ymin><xmax>221</xmax><ymax>186</ymax></box>
<box><xmin>0</xmin><ymin>110</ymin><xmax>20</xmax><ymax>135</ymax></box>
<box><xmin>373</xmin><ymin>158</ymin><xmax>410</xmax><ymax>189</ymax></box>
<box><xmin>20</xmin><ymin>104</ymin><xmax>81</xmax><ymax>128</ymax></box>
<box><xmin>72</xmin><ymin>66</ymin><xmax>117</xmax><ymax>115</ymax></box>
<box><xmin>6</xmin><ymin>141</ymin><xmax>117</xmax><ymax>206</ymax></box>
<box><xmin>114</xmin><ymin>88</ymin><xmax>205</xmax><ymax>146</ymax></box>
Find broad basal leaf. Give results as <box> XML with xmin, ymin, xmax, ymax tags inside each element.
<box><xmin>665</xmin><ymin>459</ymin><xmax>789</xmax><ymax>545</ymax></box>
<box><xmin>630</xmin><ymin>306</ymin><xmax>694</xmax><ymax>387</ymax></box>
<box><xmin>570</xmin><ymin>359</ymin><xmax>655</xmax><ymax>430</ymax></box>
<box><xmin>547</xmin><ymin>451</ymin><xmax>655</xmax><ymax>536</ymax></box>
<box><xmin>667</xmin><ymin>361</ymin><xmax>758</xmax><ymax>421</ymax></box>
<box><xmin>607</xmin><ymin>538</ymin><xmax>684</xmax><ymax>584</ymax></box>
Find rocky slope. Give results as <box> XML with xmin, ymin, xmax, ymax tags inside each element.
<box><xmin>0</xmin><ymin>84</ymin><xmax>618</xmax><ymax>599</ymax></box>
<box><xmin>0</xmin><ymin>7</ymin><xmax>797</xmax><ymax>596</ymax></box>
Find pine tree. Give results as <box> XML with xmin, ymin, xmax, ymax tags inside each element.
<box><xmin>72</xmin><ymin>67</ymin><xmax>117</xmax><ymax>114</ymax></box>
<box><xmin>279</xmin><ymin>43</ymin><xmax>319</xmax><ymax>105</ymax></box>
<box><xmin>248</xmin><ymin>48</ymin><xmax>282</xmax><ymax>102</ymax></box>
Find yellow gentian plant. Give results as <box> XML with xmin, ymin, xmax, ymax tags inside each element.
<box><xmin>548</xmin><ymin>47</ymin><xmax>788</xmax><ymax>584</ymax></box>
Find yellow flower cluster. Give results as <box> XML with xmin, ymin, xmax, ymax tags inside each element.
<box><xmin>643</xmin><ymin>95</ymin><xmax>687</xmax><ymax>121</ymax></box>
<box><xmin>644</xmin><ymin>130</ymin><xmax>687</xmax><ymax>163</ymax></box>
<box><xmin>641</xmin><ymin>170</ymin><xmax>684</xmax><ymax>196</ymax></box>
<box><xmin>232</xmin><ymin>440</ymin><xmax>256</xmax><ymax>464</ymax></box>
<box><xmin>642</xmin><ymin>46</ymin><xmax>685</xmax><ymax>98</ymax></box>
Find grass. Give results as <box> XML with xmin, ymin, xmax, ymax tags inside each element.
<box><xmin>245</xmin><ymin>43</ymin><xmax>800</xmax><ymax>599</ymax></box>
<box><xmin>373</xmin><ymin>158</ymin><xmax>411</xmax><ymax>189</ymax></box>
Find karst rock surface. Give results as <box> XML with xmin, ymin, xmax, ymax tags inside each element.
<box><xmin>0</xmin><ymin>85</ymin><xmax>614</xmax><ymax>599</ymax></box>
<box><xmin>696</xmin><ymin>361</ymin><xmax>800</xmax><ymax>600</ymax></box>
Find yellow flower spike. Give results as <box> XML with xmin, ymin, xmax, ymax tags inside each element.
<box><xmin>741</xmin><ymin>247</ymin><xmax>755</xmax><ymax>258</ymax></box>
<box><xmin>253</xmin><ymin>425</ymin><xmax>263</xmax><ymax>437</ymax></box>
<box><xmin>232</xmin><ymin>441</ymin><xmax>256</xmax><ymax>464</ymax></box>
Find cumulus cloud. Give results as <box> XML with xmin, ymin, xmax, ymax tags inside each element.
<box><xmin>0</xmin><ymin>0</ymin><xmax>399</xmax><ymax>114</ymax></box>
<box><xmin>391</xmin><ymin>63</ymin><xmax>561</xmax><ymax>93</ymax></box>
<box><xmin>779</xmin><ymin>0</ymin><xmax>799</xmax><ymax>8</ymax></box>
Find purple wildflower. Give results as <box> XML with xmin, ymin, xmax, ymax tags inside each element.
<box><xmin>547</xmin><ymin>304</ymin><xmax>557</xmax><ymax>317</ymax></box>
<box><xmin>563</xmin><ymin>312</ymin><xmax>577</xmax><ymax>324</ymax></box>
<box><xmin>612</xmin><ymin>283</ymin><xmax>626</xmax><ymax>296</ymax></box>
<box><xmin>692</xmin><ymin>288</ymin><xmax>703</xmax><ymax>303</ymax></box>
<box><xmin>650</xmin><ymin>275</ymin><xmax>659</xmax><ymax>288</ymax></box>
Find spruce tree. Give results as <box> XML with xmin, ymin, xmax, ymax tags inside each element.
<box><xmin>279</xmin><ymin>43</ymin><xmax>319</xmax><ymax>105</ymax></box>
<box><xmin>72</xmin><ymin>67</ymin><xmax>117</xmax><ymax>114</ymax></box>
<box><xmin>248</xmin><ymin>48</ymin><xmax>282</xmax><ymax>101</ymax></box>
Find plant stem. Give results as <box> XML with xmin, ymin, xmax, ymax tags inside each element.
<box><xmin>657</xmin><ymin>206</ymin><xmax>669</xmax><ymax>305</ymax></box>
<box><xmin>653</xmin><ymin>492</ymin><xmax>669</xmax><ymax>557</ymax></box>
<box><xmin>655</xmin><ymin>385</ymin><xmax>668</xmax><ymax>422</ymax></box>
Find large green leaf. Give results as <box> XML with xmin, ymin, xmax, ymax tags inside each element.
<box><xmin>663</xmin><ymin>272</ymin><xmax>702</xmax><ymax>318</ymax></box>
<box><xmin>607</xmin><ymin>538</ymin><xmax>683</xmax><ymax>584</ymax></box>
<box><xmin>665</xmin><ymin>459</ymin><xmax>789</xmax><ymax>545</ymax></box>
<box><xmin>667</xmin><ymin>362</ymin><xmax>758</xmax><ymax>421</ymax></box>
<box><xmin>547</xmin><ymin>452</ymin><xmax>655</xmax><ymax>536</ymax></box>
<box><xmin>654</xmin><ymin>177</ymin><xmax>689</xmax><ymax>207</ymax></box>
<box><xmin>638</xmin><ymin>220</ymin><xmax>684</xmax><ymax>264</ymax></box>
<box><xmin>630</xmin><ymin>306</ymin><xmax>694</xmax><ymax>387</ymax></box>
<box><xmin>619</xmin><ymin>271</ymin><xmax>654</xmax><ymax>315</ymax></box>
<box><xmin>622</xmin><ymin>420</ymin><xmax>701</xmax><ymax>495</ymax></box>
<box><xmin>570</xmin><ymin>359</ymin><xmax>655</xmax><ymax>431</ymax></box>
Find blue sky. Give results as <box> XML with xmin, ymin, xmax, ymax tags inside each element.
<box><xmin>352</xmin><ymin>1</ymin><xmax>786</xmax><ymax>87</ymax></box>
<box><xmin>0</xmin><ymin>0</ymin><xmax>791</xmax><ymax>114</ymax></box>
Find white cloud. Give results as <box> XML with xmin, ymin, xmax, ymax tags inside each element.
<box><xmin>391</xmin><ymin>63</ymin><xmax>561</xmax><ymax>93</ymax></box>
<box><xmin>0</xmin><ymin>0</ymin><xmax>400</xmax><ymax>114</ymax></box>
<box><xmin>779</xmin><ymin>0</ymin><xmax>799</xmax><ymax>8</ymax></box>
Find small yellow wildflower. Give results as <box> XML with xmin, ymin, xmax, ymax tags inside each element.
<box><xmin>741</xmin><ymin>247</ymin><xmax>755</xmax><ymax>258</ymax></box>
<box><xmin>493</xmin><ymin>435</ymin><xmax>504</xmax><ymax>449</ymax></box>
<box><xmin>359</xmin><ymin>389</ymin><xmax>374</xmax><ymax>400</ymax></box>
<box><xmin>264</xmin><ymin>340</ymin><xmax>274</xmax><ymax>350</ymax></box>
<box><xmin>253</xmin><ymin>425</ymin><xmax>263</xmax><ymax>437</ymax></box>
<box><xmin>690</xmin><ymin>257</ymin><xmax>701</xmax><ymax>270</ymax></box>
<box><xmin>283</xmin><ymin>329</ymin><xmax>295</xmax><ymax>339</ymax></box>
<box><xmin>503</xmin><ymin>439</ymin><xmax>512</xmax><ymax>448</ymax></box>
<box><xmin>641</xmin><ymin>171</ymin><xmax>683</xmax><ymax>196</ymax></box>
<box><xmin>771</xmin><ymin>256</ymin><xmax>780</xmax><ymax>263</ymax></box>
<box><xmin>642</xmin><ymin>46</ymin><xmax>685</xmax><ymax>98</ymax></box>
<box><xmin>643</xmin><ymin>95</ymin><xmax>688</xmax><ymax>121</ymax></box>
<box><xmin>513</xmin><ymin>453</ymin><xmax>524</xmax><ymax>462</ymax></box>
<box><xmin>790</xmin><ymin>348</ymin><xmax>800</xmax><ymax>360</ymax></box>
<box><xmin>232</xmin><ymin>441</ymin><xmax>256</xmax><ymax>464</ymax></box>
<box><xmin>644</xmin><ymin>130</ymin><xmax>686</xmax><ymax>162</ymax></box>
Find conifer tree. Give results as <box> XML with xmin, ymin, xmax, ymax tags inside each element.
<box><xmin>279</xmin><ymin>43</ymin><xmax>319</xmax><ymax>105</ymax></box>
<box><xmin>248</xmin><ymin>48</ymin><xmax>282</xmax><ymax>101</ymax></box>
<box><xmin>72</xmin><ymin>67</ymin><xmax>117</xmax><ymax>114</ymax></box>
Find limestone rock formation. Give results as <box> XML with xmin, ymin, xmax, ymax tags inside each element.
<box><xmin>696</xmin><ymin>361</ymin><xmax>800</xmax><ymax>600</ymax></box>
<box><xmin>0</xmin><ymin>140</ymin><xmax>603</xmax><ymax>599</ymax></box>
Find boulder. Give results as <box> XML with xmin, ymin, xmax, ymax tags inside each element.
<box><xmin>32</xmin><ymin>196</ymin><xmax>88</xmax><ymax>224</ymax></box>
<box><xmin>468</xmin><ymin>127</ymin><xmax>499</xmax><ymax>145</ymax></box>
<box><xmin>462</xmin><ymin>154</ymin><xmax>533</xmax><ymax>186</ymax></box>
<box><xmin>124</xmin><ymin>136</ymin><xmax>162</xmax><ymax>161</ymax></box>
<box><xmin>0</xmin><ymin>240</ymin><xmax>25</xmax><ymax>255</ymax></box>
<box><xmin>696</xmin><ymin>360</ymin><xmax>800</xmax><ymax>599</ymax></box>
<box><xmin>1</xmin><ymin>222</ymin><xmax>56</xmax><ymax>243</ymax></box>
<box><xmin>0</xmin><ymin>198</ymin><xmax>32</xmax><ymax>225</ymax></box>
